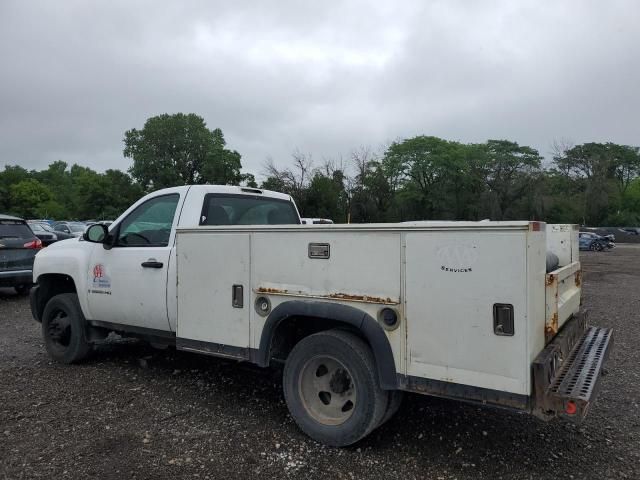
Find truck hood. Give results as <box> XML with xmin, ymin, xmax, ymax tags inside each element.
<box><xmin>40</xmin><ymin>237</ymin><xmax>80</xmax><ymax>251</ymax></box>
<box><xmin>33</xmin><ymin>236</ymin><xmax>93</xmax><ymax>283</ymax></box>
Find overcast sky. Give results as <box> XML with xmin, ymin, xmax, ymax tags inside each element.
<box><xmin>1</xmin><ymin>1</ymin><xmax>639</xmax><ymax>178</ymax></box>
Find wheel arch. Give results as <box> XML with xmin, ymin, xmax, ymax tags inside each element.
<box><xmin>257</xmin><ymin>300</ymin><xmax>398</xmax><ymax>389</ymax></box>
<box><xmin>30</xmin><ymin>273</ymin><xmax>78</xmax><ymax>322</ymax></box>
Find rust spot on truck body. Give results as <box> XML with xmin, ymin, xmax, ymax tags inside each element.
<box><xmin>546</xmin><ymin>274</ymin><xmax>556</xmax><ymax>287</ymax></box>
<box><xmin>257</xmin><ymin>287</ymin><xmax>289</xmax><ymax>294</ymax></box>
<box><xmin>575</xmin><ymin>270</ymin><xmax>582</xmax><ymax>287</ymax></box>
<box><xmin>545</xmin><ymin>312</ymin><xmax>559</xmax><ymax>342</ymax></box>
<box><xmin>328</xmin><ymin>292</ymin><xmax>393</xmax><ymax>303</ymax></box>
<box><xmin>255</xmin><ymin>287</ymin><xmax>397</xmax><ymax>305</ymax></box>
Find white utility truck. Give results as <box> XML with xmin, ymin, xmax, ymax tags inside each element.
<box><xmin>30</xmin><ymin>185</ymin><xmax>613</xmax><ymax>446</ymax></box>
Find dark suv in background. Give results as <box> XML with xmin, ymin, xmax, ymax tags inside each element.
<box><xmin>0</xmin><ymin>215</ymin><xmax>42</xmax><ymax>294</ymax></box>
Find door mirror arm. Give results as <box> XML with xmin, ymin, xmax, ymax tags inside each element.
<box><xmin>103</xmin><ymin>225</ymin><xmax>120</xmax><ymax>250</ymax></box>
<box><xmin>103</xmin><ymin>233</ymin><xmax>115</xmax><ymax>250</ymax></box>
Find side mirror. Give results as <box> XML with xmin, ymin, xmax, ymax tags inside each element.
<box><xmin>84</xmin><ymin>224</ymin><xmax>109</xmax><ymax>243</ymax></box>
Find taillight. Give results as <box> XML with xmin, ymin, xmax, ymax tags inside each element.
<box><xmin>23</xmin><ymin>239</ymin><xmax>43</xmax><ymax>249</ymax></box>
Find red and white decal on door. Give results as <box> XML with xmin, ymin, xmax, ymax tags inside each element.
<box><xmin>91</xmin><ymin>263</ymin><xmax>111</xmax><ymax>290</ymax></box>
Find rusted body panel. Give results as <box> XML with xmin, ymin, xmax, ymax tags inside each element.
<box><xmin>255</xmin><ymin>287</ymin><xmax>398</xmax><ymax>305</ymax></box>
<box><xmin>545</xmin><ymin>262</ymin><xmax>581</xmax><ymax>343</ymax></box>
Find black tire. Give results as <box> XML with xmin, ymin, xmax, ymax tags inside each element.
<box><xmin>589</xmin><ymin>242</ymin><xmax>600</xmax><ymax>251</ymax></box>
<box><xmin>283</xmin><ymin>329</ymin><xmax>387</xmax><ymax>447</ymax></box>
<box><xmin>14</xmin><ymin>284</ymin><xmax>32</xmax><ymax>295</ymax></box>
<box><xmin>41</xmin><ymin>293</ymin><xmax>91</xmax><ymax>364</ymax></box>
<box><xmin>379</xmin><ymin>390</ymin><xmax>404</xmax><ymax>426</ymax></box>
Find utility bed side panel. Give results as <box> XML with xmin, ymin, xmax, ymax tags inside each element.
<box><xmin>250</xmin><ymin>231</ymin><xmax>403</xmax><ymax>370</ymax></box>
<box><xmin>405</xmin><ymin>230</ymin><xmax>530</xmax><ymax>395</ymax></box>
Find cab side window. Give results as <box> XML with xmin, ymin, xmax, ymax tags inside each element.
<box><xmin>116</xmin><ymin>194</ymin><xmax>179</xmax><ymax>247</ymax></box>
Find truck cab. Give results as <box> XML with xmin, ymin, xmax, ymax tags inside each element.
<box><xmin>31</xmin><ymin>185</ymin><xmax>300</xmax><ymax>334</ymax></box>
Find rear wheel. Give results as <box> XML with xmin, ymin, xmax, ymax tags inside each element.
<box><xmin>283</xmin><ymin>329</ymin><xmax>387</xmax><ymax>446</ymax></box>
<box><xmin>42</xmin><ymin>293</ymin><xmax>90</xmax><ymax>364</ymax></box>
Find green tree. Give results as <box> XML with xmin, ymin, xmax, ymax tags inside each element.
<box><xmin>0</xmin><ymin>165</ymin><xmax>31</xmax><ymax>211</ymax></box>
<box><xmin>8</xmin><ymin>179</ymin><xmax>57</xmax><ymax>218</ymax></box>
<box><xmin>124</xmin><ymin>113</ymin><xmax>246</xmax><ymax>191</ymax></box>
<box><xmin>551</xmin><ymin>142</ymin><xmax>639</xmax><ymax>225</ymax></box>
<box><xmin>306</xmin><ymin>169</ymin><xmax>348</xmax><ymax>222</ymax></box>
<box><xmin>382</xmin><ymin>136</ymin><xmax>465</xmax><ymax>220</ymax></box>
<box><xmin>475</xmin><ymin>140</ymin><xmax>542</xmax><ymax>220</ymax></box>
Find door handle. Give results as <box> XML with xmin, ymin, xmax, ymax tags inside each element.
<box><xmin>141</xmin><ymin>260</ymin><xmax>163</xmax><ymax>269</ymax></box>
<box><xmin>232</xmin><ymin>284</ymin><xmax>244</xmax><ymax>308</ymax></box>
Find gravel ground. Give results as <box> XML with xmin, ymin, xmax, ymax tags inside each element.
<box><xmin>1</xmin><ymin>246</ymin><xmax>639</xmax><ymax>480</ymax></box>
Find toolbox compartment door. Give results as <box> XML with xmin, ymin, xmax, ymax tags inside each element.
<box><xmin>176</xmin><ymin>232</ymin><xmax>251</xmax><ymax>355</ymax></box>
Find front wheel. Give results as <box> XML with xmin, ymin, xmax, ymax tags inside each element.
<box><xmin>283</xmin><ymin>329</ymin><xmax>387</xmax><ymax>447</ymax></box>
<box><xmin>42</xmin><ymin>293</ymin><xmax>91</xmax><ymax>364</ymax></box>
<box><xmin>589</xmin><ymin>242</ymin><xmax>602</xmax><ymax>251</ymax></box>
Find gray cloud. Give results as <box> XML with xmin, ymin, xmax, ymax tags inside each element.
<box><xmin>1</xmin><ymin>0</ymin><xmax>639</xmax><ymax>178</ymax></box>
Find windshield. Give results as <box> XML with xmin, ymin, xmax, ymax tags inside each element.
<box><xmin>69</xmin><ymin>224</ymin><xmax>86</xmax><ymax>233</ymax></box>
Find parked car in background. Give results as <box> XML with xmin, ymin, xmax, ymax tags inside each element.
<box><xmin>0</xmin><ymin>214</ymin><xmax>42</xmax><ymax>294</ymax></box>
<box><xmin>579</xmin><ymin>232</ymin><xmax>608</xmax><ymax>251</ymax></box>
<box><xmin>52</xmin><ymin>221</ymin><xmax>87</xmax><ymax>237</ymax></box>
<box><xmin>28</xmin><ymin>223</ymin><xmax>58</xmax><ymax>246</ymax></box>
<box><xmin>28</xmin><ymin>218</ymin><xmax>55</xmax><ymax>226</ymax></box>
<box><xmin>29</xmin><ymin>222</ymin><xmax>76</xmax><ymax>242</ymax></box>
<box><xmin>36</xmin><ymin>223</ymin><xmax>75</xmax><ymax>241</ymax></box>
<box><xmin>601</xmin><ymin>233</ymin><xmax>616</xmax><ymax>249</ymax></box>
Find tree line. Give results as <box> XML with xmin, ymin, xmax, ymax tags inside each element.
<box><xmin>1</xmin><ymin>113</ymin><xmax>639</xmax><ymax>226</ymax></box>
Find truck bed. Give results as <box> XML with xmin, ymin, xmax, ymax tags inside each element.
<box><xmin>175</xmin><ymin>221</ymin><xmax>549</xmax><ymax>398</ymax></box>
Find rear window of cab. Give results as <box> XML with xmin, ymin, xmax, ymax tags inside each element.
<box><xmin>200</xmin><ymin>194</ymin><xmax>300</xmax><ymax>226</ymax></box>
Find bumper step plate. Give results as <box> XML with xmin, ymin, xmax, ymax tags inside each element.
<box><xmin>534</xmin><ymin>318</ymin><xmax>613</xmax><ymax>422</ymax></box>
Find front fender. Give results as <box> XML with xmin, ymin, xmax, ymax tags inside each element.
<box><xmin>33</xmin><ymin>239</ymin><xmax>93</xmax><ymax>317</ymax></box>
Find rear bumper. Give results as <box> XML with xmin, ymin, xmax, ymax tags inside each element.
<box><xmin>0</xmin><ymin>269</ymin><xmax>33</xmax><ymax>287</ymax></box>
<box><xmin>532</xmin><ymin>309</ymin><xmax>613</xmax><ymax>421</ymax></box>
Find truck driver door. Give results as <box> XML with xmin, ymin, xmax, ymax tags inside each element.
<box><xmin>86</xmin><ymin>193</ymin><xmax>181</xmax><ymax>332</ymax></box>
